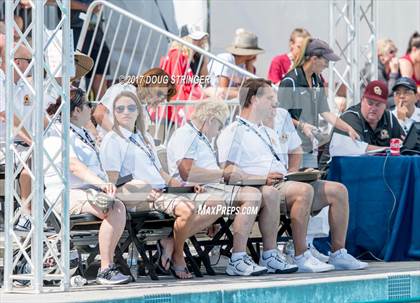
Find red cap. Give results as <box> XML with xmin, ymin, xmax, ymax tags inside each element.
<box><xmin>363</xmin><ymin>80</ymin><xmax>388</xmax><ymax>103</ymax></box>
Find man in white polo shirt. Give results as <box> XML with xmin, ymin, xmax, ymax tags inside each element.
<box><xmin>218</xmin><ymin>78</ymin><xmax>368</xmax><ymax>273</ymax></box>
<box><xmin>167</xmin><ymin>99</ymin><xmax>297</xmax><ymax>276</ymax></box>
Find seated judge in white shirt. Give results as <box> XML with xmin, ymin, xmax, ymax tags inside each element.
<box><xmin>218</xmin><ymin>78</ymin><xmax>368</xmax><ymax>273</ymax></box>
<box><xmin>44</xmin><ymin>88</ymin><xmax>130</xmax><ymax>285</ymax></box>
<box><xmin>268</xmin><ymin>107</ymin><xmax>331</xmax><ymax>263</ymax></box>
<box><xmin>99</xmin><ymin>91</ymin><xmax>224</xmax><ymax>279</ymax></box>
<box><xmin>167</xmin><ymin>100</ymin><xmax>271</xmax><ymax>276</ymax></box>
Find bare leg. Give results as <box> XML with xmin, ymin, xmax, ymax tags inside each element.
<box><xmin>284</xmin><ymin>182</ymin><xmax>314</xmax><ymax>256</ymax></box>
<box><xmin>19</xmin><ymin>168</ymin><xmax>32</xmax><ymax>215</ymax></box>
<box><xmin>311</xmin><ymin>181</ymin><xmax>349</xmax><ymax>252</ymax></box>
<box><xmin>80</xmin><ymin>200</ymin><xmax>126</xmax><ymax>269</ymax></box>
<box><xmin>171</xmin><ymin>198</ymin><xmax>223</xmax><ymax>278</ymax></box>
<box><xmin>259</xmin><ymin>186</ymin><xmax>280</xmax><ymax>251</ymax></box>
<box><xmin>232</xmin><ymin>187</ymin><xmax>261</xmax><ymax>253</ymax></box>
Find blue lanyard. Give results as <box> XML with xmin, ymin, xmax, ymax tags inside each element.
<box><xmin>237</xmin><ymin>117</ymin><xmax>281</xmax><ymax>161</ymax></box>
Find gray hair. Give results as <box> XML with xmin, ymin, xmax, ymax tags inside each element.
<box><xmin>191</xmin><ymin>99</ymin><xmax>229</xmax><ymax>124</ymax></box>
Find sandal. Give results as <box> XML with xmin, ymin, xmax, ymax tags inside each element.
<box><xmin>156</xmin><ymin>240</ymin><xmax>171</xmax><ymax>273</ymax></box>
<box><xmin>170</xmin><ymin>264</ymin><xmax>193</xmax><ymax>280</ymax></box>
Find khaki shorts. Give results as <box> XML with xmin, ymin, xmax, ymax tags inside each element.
<box><xmin>153</xmin><ymin>183</ymin><xmax>241</xmax><ymax>217</ymax></box>
<box><xmin>274</xmin><ymin>180</ymin><xmax>326</xmax><ymax>218</ymax></box>
<box><xmin>50</xmin><ymin>189</ymin><xmax>93</xmax><ymax>215</ymax></box>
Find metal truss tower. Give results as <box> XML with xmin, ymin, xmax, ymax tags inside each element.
<box><xmin>4</xmin><ymin>0</ymin><xmax>71</xmax><ymax>292</ymax></box>
<box><xmin>328</xmin><ymin>0</ymin><xmax>377</xmax><ymax>107</ymax></box>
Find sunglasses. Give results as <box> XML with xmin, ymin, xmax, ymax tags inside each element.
<box><xmin>115</xmin><ymin>104</ymin><xmax>138</xmax><ymax>114</ymax></box>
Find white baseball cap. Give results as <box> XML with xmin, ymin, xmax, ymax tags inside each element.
<box><xmin>180</xmin><ymin>24</ymin><xmax>208</xmax><ymax>40</ymax></box>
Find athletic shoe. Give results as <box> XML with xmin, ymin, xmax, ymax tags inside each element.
<box><xmin>308</xmin><ymin>242</ymin><xmax>329</xmax><ymax>263</ymax></box>
<box><xmin>328</xmin><ymin>248</ymin><xmax>368</xmax><ymax>270</ymax></box>
<box><xmin>96</xmin><ymin>264</ymin><xmax>131</xmax><ymax>285</ymax></box>
<box><xmin>259</xmin><ymin>250</ymin><xmax>298</xmax><ymax>274</ymax></box>
<box><xmin>226</xmin><ymin>254</ymin><xmax>267</xmax><ymax>276</ymax></box>
<box><xmin>15</xmin><ymin>214</ymin><xmax>32</xmax><ymax>231</ymax></box>
<box><xmin>294</xmin><ymin>250</ymin><xmax>335</xmax><ymax>273</ymax></box>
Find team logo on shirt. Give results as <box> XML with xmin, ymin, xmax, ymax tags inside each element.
<box><xmin>23</xmin><ymin>94</ymin><xmax>31</xmax><ymax>106</ymax></box>
<box><xmin>380</xmin><ymin>129</ymin><xmax>389</xmax><ymax>140</ymax></box>
<box><xmin>279</xmin><ymin>132</ymin><xmax>289</xmax><ymax>144</ymax></box>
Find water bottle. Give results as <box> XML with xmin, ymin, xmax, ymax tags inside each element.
<box><xmin>127</xmin><ymin>243</ymin><xmax>139</xmax><ymax>281</ymax></box>
<box><xmin>70</xmin><ymin>275</ymin><xmax>87</xmax><ymax>287</ymax></box>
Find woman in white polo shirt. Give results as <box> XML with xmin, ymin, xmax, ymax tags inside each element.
<box><xmin>167</xmin><ymin>100</ymin><xmax>298</xmax><ymax>276</ymax></box>
<box><xmin>100</xmin><ymin>91</ymin><xmax>224</xmax><ymax>279</ymax></box>
<box><xmin>44</xmin><ymin>88</ymin><xmax>130</xmax><ymax>285</ymax></box>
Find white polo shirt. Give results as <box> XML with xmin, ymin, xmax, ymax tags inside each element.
<box><xmin>44</xmin><ymin>123</ymin><xmax>107</xmax><ymax>201</ymax></box>
<box><xmin>217</xmin><ymin>117</ymin><xmax>289</xmax><ymax>177</ymax></box>
<box><xmin>273</xmin><ymin>108</ymin><xmax>302</xmax><ymax>155</ymax></box>
<box><xmin>391</xmin><ymin>107</ymin><xmax>420</xmax><ymax>133</ymax></box>
<box><xmin>100</xmin><ymin>127</ymin><xmax>166</xmax><ymax>189</ymax></box>
<box><xmin>207</xmin><ymin>53</ymin><xmax>246</xmax><ymax>87</ymax></box>
<box><xmin>167</xmin><ymin>122</ymin><xmax>219</xmax><ymax>178</ymax></box>
<box><xmin>14</xmin><ymin>78</ymin><xmax>35</xmax><ymax>134</ymax></box>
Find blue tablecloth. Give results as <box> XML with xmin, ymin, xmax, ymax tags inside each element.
<box><xmin>327</xmin><ymin>155</ymin><xmax>420</xmax><ymax>261</ymax></box>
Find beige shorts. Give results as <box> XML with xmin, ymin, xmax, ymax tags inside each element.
<box><xmin>274</xmin><ymin>180</ymin><xmax>326</xmax><ymax>218</ymax></box>
<box><xmin>153</xmin><ymin>183</ymin><xmax>241</xmax><ymax>217</ymax></box>
<box><xmin>50</xmin><ymin>189</ymin><xmax>93</xmax><ymax>215</ymax></box>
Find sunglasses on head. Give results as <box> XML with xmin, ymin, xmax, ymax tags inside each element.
<box><xmin>115</xmin><ymin>104</ymin><xmax>137</xmax><ymax>114</ymax></box>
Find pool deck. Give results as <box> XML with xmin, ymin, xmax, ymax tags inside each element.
<box><xmin>1</xmin><ymin>261</ymin><xmax>420</xmax><ymax>303</ymax></box>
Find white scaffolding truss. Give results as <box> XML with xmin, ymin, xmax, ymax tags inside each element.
<box><xmin>328</xmin><ymin>0</ymin><xmax>377</xmax><ymax>108</ymax></box>
<box><xmin>3</xmin><ymin>0</ymin><xmax>70</xmax><ymax>293</ymax></box>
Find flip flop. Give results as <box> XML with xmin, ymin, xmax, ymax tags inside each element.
<box><xmin>169</xmin><ymin>264</ymin><xmax>193</xmax><ymax>280</ymax></box>
<box><xmin>156</xmin><ymin>239</ymin><xmax>171</xmax><ymax>273</ymax></box>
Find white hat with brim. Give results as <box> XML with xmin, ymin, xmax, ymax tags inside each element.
<box><xmin>72</xmin><ymin>51</ymin><xmax>94</xmax><ymax>82</ymax></box>
<box><xmin>189</xmin><ymin>30</ymin><xmax>208</xmax><ymax>40</ymax></box>
<box><xmin>226</xmin><ymin>30</ymin><xmax>264</xmax><ymax>56</ymax></box>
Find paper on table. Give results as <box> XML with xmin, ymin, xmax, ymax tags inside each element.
<box><xmin>330</xmin><ymin>133</ymin><xmax>368</xmax><ymax>156</ymax></box>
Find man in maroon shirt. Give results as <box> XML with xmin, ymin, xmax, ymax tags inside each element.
<box><xmin>268</xmin><ymin>28</ymin><xmax>310</xmax><ymax>85</ymax></box>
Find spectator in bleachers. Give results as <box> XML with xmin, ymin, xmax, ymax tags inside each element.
<box><xmin>68</xmin><ymin>0</ymin><xmax>109</xmax><ymax>99</ymax></box>
<box><xmin>93</xmin><ymin>68</ymin><xmax>176</xmax><ymax>137</ymax></box>
<box><xmin>361</xmin><ymin>38</ymin><xmax>399</xmax><ymax>108</ymax></box>
<box><xmin>167</xmin><ymin>100</ymin><xmax>297</xmax><ymax>276</ymax></box>
<box><xmin>44</xmin><ymin>88</ymin><xmax>130</xmax><ymax>285</ymax></box>
<box><xmin>400</xmin><ymin>32</ymin><xmax>420</xmax><ymax>95</ymax></box>
<box><xmin>327</xmin><ymin>80</ymin><xmax>404</xmax><ymax>157</ymax></box>
<box><xmin>160</xmin><ymin>38</ymin><xmax>204</xmax><ymax>102</ymax></box>
<box><xmin>179</xmin><ymin>24</ymin><xmax>209</xmax><ymax>77</ymax></box>
<box><xmin>268</xmin><ymin>28</ymin><xmax>311</xmax><ymax>85</ymax></box>
<box><xmin>391</xmin><ymin>77</ymin><xmax>420</xmax><ymax>133</ymax></box>
<box><xmin>207</xmin><ymin>28</ymin><xmax>264</xmax><ymax>99</ymax></box>
<box><xmin>218</xmin><ymin>78</ymin><xmax>368</xmax><ymax>272</ymax></box>
<box><xmin>100</xmin><ymin>91</ymin><xmax>225</xmax><ymax>279</ymax></box>
<box><xmin>277</xmin><ymin>38</ymin><xmax>359</xmax><ymax>168</ymax></box>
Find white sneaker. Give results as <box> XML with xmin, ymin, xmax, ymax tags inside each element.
<box><xmin>308</xmin><ymin>243</ymin><xmax>329</xmax><ymax>263</ymax></box>
<box><xmin>226</xmin><ymin>255</ymin><xmax>267</xmax><ymax>276</ymax></box>
<box><xmin>294</xmin><ymin>250</ymin><xmax>335</xmax><ymax>273</ymax></box>
<box><xmin>328</xmin><ymin>248</ymin><xmax>368</xmax><ymax>270</ymax></box>
<box><xmin>15</xmin><ymin>214</ymin><xmax>32</xmax><ymax>231</ymax></box>
<box><xmin>260</xmin><ymin>250</ymin><xmax>298</xmax><ymax>274</ymax></box>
